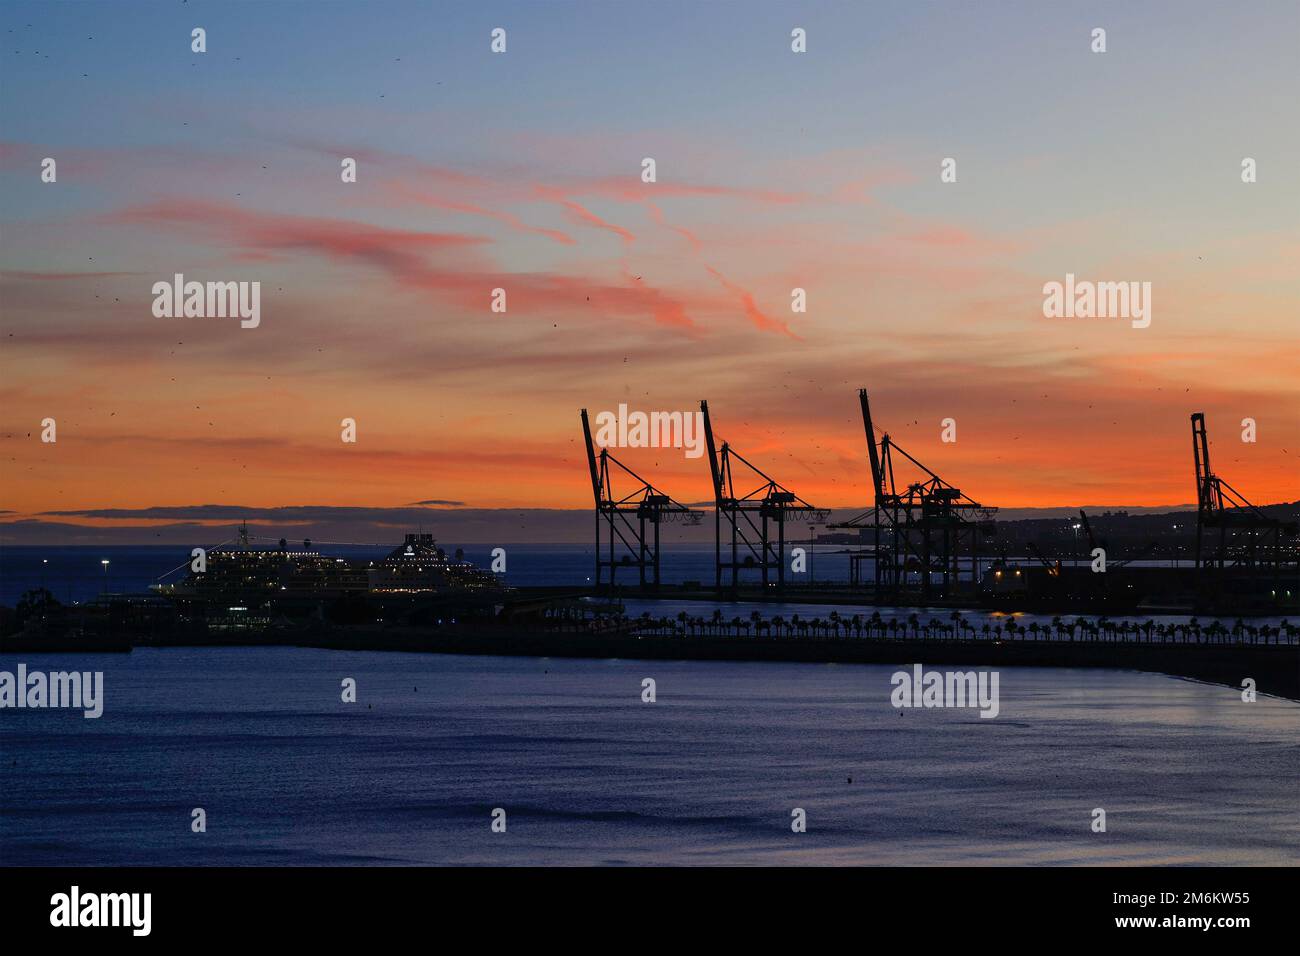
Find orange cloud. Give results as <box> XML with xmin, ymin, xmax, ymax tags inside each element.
<box><xmin>703</xmin><ymin>266</ymin><xmax>797</xmax><ymax>338</ymax></box>
<box><xmin>99</xmin><ymin>198</ymin><xmax>701</xmax><ymax>333</ymax></box>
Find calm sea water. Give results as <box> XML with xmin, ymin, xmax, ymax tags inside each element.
<box><xmin>2</xmin><ymin>647</ymin><xmax>1298</xmax><ymax>866</ymax></box>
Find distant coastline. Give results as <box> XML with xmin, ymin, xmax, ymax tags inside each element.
<box><xmin>11</xmin><ymin>501</ymin><xmax>1293</xmax><ymax>547</ymax></box>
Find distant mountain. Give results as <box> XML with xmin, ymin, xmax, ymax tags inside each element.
<box><xmin>2</xmin><ymin>501</ymin><xmax>1297</xmax><ymax>546</ymax></box>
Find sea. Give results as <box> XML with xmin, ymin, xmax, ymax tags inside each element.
<box><xmin>2</xmin><ymin>546</ymin><xmax>1298</xmax><ymax>866</ymax></box>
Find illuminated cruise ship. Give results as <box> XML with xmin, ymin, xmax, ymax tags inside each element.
<box><xmin>156</xmin><ymin>530</ymin><xmax>505</xmax><ymax>621</ymax></box>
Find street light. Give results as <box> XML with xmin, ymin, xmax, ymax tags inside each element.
<box><xmin>809</xmin><ymin>525</ymin><xmax>817</xmax><ymax>583</ymax></box>
<box><xmin>101</xmin><ymin>559</ymin><xmax>110</xmax><ymax>595</ymax></box>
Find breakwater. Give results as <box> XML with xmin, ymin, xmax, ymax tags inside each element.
<box><xmin>9</xmin><ymin>612</ymin><xmax>1296</xmax><ymax>700</ymax></box>
<box><xmin>292</xmin><ymin>624</ymin><xmax>1299</xmax><ymax>701</ymax></box>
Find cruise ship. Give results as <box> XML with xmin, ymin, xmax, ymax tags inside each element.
<box><xmin>155</xmin><ymin>530</ymin><xmax>506</xmax><ymax>624</ymax></box>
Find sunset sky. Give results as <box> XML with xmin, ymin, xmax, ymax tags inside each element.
<box><xmin>2</xmin><ymin>1</ymin><xmax>1297</xmax><ymax>543</ymax></box>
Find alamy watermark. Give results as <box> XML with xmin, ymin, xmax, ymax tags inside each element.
<box><xmin>151</xmin><ymin>273</ymin><xmax>261</xmax><ymax>328</ymax></box>
<box><xmin>1042</xmin><ymin>273</ymin><xmax>1150</xmax><ymax>329</ymax></box>
<box><xmin>890</xmin><ymin>664</ymin><xmax>999</xmax><ymax>718</ymax></box>
<box><xmin>50</xmin><ymin>886</ymin><xmax>150</xmax><ymax>936</ymax></box>
<box><xmin>0</xmin><ymin>664</ymin><xmax>103</xmax><ymax>718</ymax></box>
<box><xmin>591</xmin><ymin>403</ymin><xmax>705</xmax><ymax>459</ymax></box>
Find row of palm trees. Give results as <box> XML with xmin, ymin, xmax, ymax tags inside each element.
<box><xmin>627</xmin><ymin>608</ymin><xmax>1298</xmax><ymax>645</ymax></box>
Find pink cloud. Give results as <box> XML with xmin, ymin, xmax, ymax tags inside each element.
<box><xmin>101</xmin><ymin>198</ymin><xmax>701</xmax><ymax>333</ymax></box>
<box><xmin>386</xmin><ymin>182</ymin><xmax>577</xmax><ymax>245</ymax></box>
<box><xmin>704</xmin><ymin>266</ymin><xmax>797</xmax><ymax>339</ymax></box>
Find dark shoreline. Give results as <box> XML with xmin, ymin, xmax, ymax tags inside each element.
<box><xmin>511</xmin><ymin>583</ymin><xmax>1300</xmax><ymax>617</ymax></box>
<box><xmin>7</xmin><ymin>626</ymin><xmax>1288</xmax><ymax>702</ymax></box>
<box><xmin>302</xmin><ymin>629</ymin><xmax>1300</xmax><ymax>701</ymax></box>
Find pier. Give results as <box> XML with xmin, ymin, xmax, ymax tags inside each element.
<box><xmin>575</xmin><ymin>391</ymin><xmax>1299</xmax><ymax>616</ymax></box>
